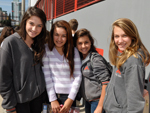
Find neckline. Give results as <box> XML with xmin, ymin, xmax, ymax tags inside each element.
<box><xmin>54</xmin><ymin>47</ymin><xmax>64</xmax><ymax>61</ymax></box>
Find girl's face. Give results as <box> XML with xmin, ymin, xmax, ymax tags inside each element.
<box><xmin>53</xmin><ymin>27</ymin><xmax>67</xmax><ymax>49</ymax></box>
<box><xmin>26</xmin><ymin>16</ymin><xmax>43</xmax><ymax>39</ymax></box>
<box><xmin>114</xmin><ymin>26</ymin><xmax>131</xmax><ymax>51</ymax></box>
<box><xmin>76</xmin><ymin>35</ymin><xmax>91</xmax><ymax>59</ymax></box>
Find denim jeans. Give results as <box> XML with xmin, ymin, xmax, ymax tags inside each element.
<box><xmin>85</xmin><ymin>100</ymin><xmax>105</xmax><ymax>113</ymax></box>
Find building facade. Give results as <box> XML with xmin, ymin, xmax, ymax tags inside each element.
<box><xmin>0</xmin><ymin>7</ymin><xmax>2</xmax><ymax>22</ymax></box>
<box><xmin>0</xmin><ymin>7</ymin><xmax>2</xmax><ymax>26</ymax></box>
<box><xmin>12</xmin><ymin>0</ymin><xmax>21</xmax><ymax>25</ymax></box>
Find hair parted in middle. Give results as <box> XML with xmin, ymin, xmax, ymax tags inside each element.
<box><xmin>109</xmin><ymin>18</ymin><xmax>150</xmax><ymax>69</ymax></box>
<box><xmin>48</xmin><ymin>20</ymin><xmax>74</xmax><ymax>76</ymax></box>
<box><xmin>74</xmin><ymin>28</ymin><xmax>97</xmax><ymax>59</ymax></box>
<box><xmin>17</xmin><ymin>6</ymin><xmax>47</xmax><ymax>64</ymax></box>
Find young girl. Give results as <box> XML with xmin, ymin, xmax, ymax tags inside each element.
<box><xmin>0</xmin><ymin>7</ymin><xmax>47</xmax><ymax>113</ymax></box>
<box><xmin>74</xmin><ymin>28</ymin><xmax>111</xmax><ymax>113</ymax></box>
<box><xmin>103</xmin><ymin>18</ymin><xmax>150</xmax><ymax>113</ymax></box>
<box><xmin>42</xmin><ymin>20</ymin><xmax>82</xmax><ymax>113</ymax></box>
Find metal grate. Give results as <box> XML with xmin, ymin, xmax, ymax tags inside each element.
<box><xmin>36</xmin><ymin>0</ymin><xmax>102</xmax><ymax>20</ymax></box>
<box><xmin>64</xmin><ymin>0</ymin><xmax>74</xmax><ymax>14</ymax></box>
<box><xmin>77</xmin><ymin>0</ymin><xmax>101</xmax><ymax>9</ymax></box>
<box><xmin>56</xmin><ymin>0</ymin><xmax>63</xmax><ymax>17</ymax></box>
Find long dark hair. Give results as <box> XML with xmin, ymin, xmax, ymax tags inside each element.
<box><xmin>17</xmin><ymin>7</ymin><xmax>47</xmax><ymax>64</ymax></box>
<box><xmin>0</xmin><ymin>26</ymin><xmax>14</xmax><ymax>44</ymax></box>
<box><xmin>48</xmin><ymin>20</ymin><xmax>74</xmax><ymax>77</ymax></box>
<box><xmin>74</xmin><ymin>28</ymin><xmax>97</xmax><ymax>59</ymax></box>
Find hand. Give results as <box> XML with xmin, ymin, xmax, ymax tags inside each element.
<box><xmin>51</xmin><ymin>100</ymin><xmax>60</xmax><ymax>113</ymax></box>
<box><xmin>94</xmin><ymin>106</ymin><xmax>103</xmax><ymax>113</ymax></box>
<box><xmin>60</xmin><ymin>98</ymin><xmax>73</xmax><ymax>113</ymax></box>
<box><xmin>6</xmin><ymin>109</ymin><xmax>17</xmax><ymax>113</ymax></box>
<box><xmin>11</xmin><ymin>111</ymin><xmax>17</xmax><ymax>113</ymax></box>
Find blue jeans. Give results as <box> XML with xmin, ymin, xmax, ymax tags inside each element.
<box><xmin>85</xmin><ymin>100</ymin><xmax>105</xmax><ymax>113</ymax></box>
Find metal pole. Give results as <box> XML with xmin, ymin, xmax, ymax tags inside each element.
<box><xmin>21</xmin><ymin>0</ymin><xmax>25</xmax><ymax>17</ymax></box>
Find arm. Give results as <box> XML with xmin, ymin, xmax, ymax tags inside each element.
<box><xmin>91</xmin><ymin>54</ymin><xmax>110</xmax><ymax>84</ymax></box>
<box><xmin>68</xmin><ymin>48</ymin><xmax>82</xmax><ymax>101</ymax></box>
<box><xmin>94</xmin><ymin>84</ymin><xmax>107</xmax><ymax>113</ymax></box>
<box><xmin>125</xmin><ymin>65</ymin><xmax>145</xmax><ymax>113</ymax></box>
<box><xmin>42</xmin><ymin>50</ymin><xmax>60</xmax><ymax>112</ymax></box>
<box><xmin>0</xmin><ymin>43</ymin><xmax>17</xmax><ymax>111</ymax></box>
<box><xmin>91</xmin><ymin>53</ymin><xmax>110</xmax><ymax>112</ymax></box>
<box><xmin>61</xmin><ymin>48</ymin><xmax>82</xmax><ymax>112</ymax></box>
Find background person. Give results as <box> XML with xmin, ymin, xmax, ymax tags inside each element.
<box><xmin>0</xmin><ymin>26</ymin><xmax>14</xmax><ymax>45</ymax></box>
<box><xmin>42</xmin><ymin>20</ymin><xmax>82</xmax><ymax>113</ymax></box>
<box><xmin>103</xmin><ymin>18</ymin><xmax>150</xmax><ymax>113</ymax></box>
<box><xmin>74</xmin><ymin>28</ymin><xmax>111</xmax><ymax>113</ymax></box>
<box><xmin>0</xmin><ymin>7</ymin><xmax>48</xmax><ymax>113</ymax></box>
<box><xmin>69</xmin><ymin>19</ymin><xmax>78</xmax><ymax>36</ymax></box>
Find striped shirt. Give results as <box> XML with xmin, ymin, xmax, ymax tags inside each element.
<box><xmin>42</xmin><ymin>44</ymin><xmax>82</xmax><ymax>102</ymax></box>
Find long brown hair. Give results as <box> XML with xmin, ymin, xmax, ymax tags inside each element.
<box><xmin>17</xmin><ymin>7</ymin><xmax>47</xmax><ymax>64</ymax></box>
<box><xmin>74</xmin><ymin>28</ymin><xmax>97</xmax><ymax>59</ymax></box>
<box><xmin>0</xmin><ymin>26</ymin><xmax>14</xmax><ymax>44</ymax></box>
<box><xmin>109</xmin><ymin>18</ymin><xmax>150</xmax><ymax>69</ymax></box>
<box><xmin>48</xmin><ymin>20</ymin><xmax>74</xmax><ymax>77</ymax></box>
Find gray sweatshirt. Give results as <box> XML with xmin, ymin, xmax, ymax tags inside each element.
<box><xmin>103</xmin><ymin>51</ymin><xmax>145</xmax><ymax>113</ymax></box>
<box><xmin>0</xmin><ymin>33</ymin><xmax>46</xmax><ymax>109</ymax></box>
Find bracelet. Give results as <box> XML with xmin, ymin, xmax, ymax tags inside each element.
<box><xmin>6</xmin><ymin>108</ymin><xmax>16</xmax><ymax>113</ymax></box>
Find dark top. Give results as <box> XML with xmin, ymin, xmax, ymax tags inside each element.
<box><xmin>0</xmin><ymin>33</ymin><xmax>46</xmax><ymax>109</ymax></box>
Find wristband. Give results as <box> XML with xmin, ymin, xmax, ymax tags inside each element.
<box><xmin>6</xmin><ymin>108</ymin><xmax>16</xmax><ymax>113</ymax></box>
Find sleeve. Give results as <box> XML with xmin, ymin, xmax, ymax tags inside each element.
<box><xmin>0</xmin><ymin>44</ymin><xmax>17</xmax><ymax>109</ymax></box>
<box><xmin>91</xmin><ymin>54</ymin><xmax>110</xmax><ymax>85</ymax></box>
<box><xmin>42</xmin><ymin>50</ymin><xmax>57</xmax><ymax>102</ymax></box>
<box><xmin>68</xmin><ymin>48</ymin><xmax>82</xmax><ymax>100</ymax></box>
<box><xmin>125</xmin><ymin>65</ymin><xmax>145</xmax><ymax>113</ymax></box>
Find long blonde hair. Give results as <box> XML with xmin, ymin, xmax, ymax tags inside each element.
<box><xmin>109</xmin><ymin>18</ymin><xmax>150</xmax><ymax>69</ymax></box>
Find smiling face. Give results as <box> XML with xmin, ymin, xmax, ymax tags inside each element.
<box><xmin>53</xmin><ymin>27</ymin><xmax>67</xmax><ymax>50</ymax></box>
<box><xmin>114</xmin><ymin>26</ymin><xmax>132</xmax><ymax>51</ymax></box>
<box><xmin>26</xmin><ymin>16</ymin><xmax>43</xmax><ymax>39</ymax></box>
<box><xmin>76</xmin><ymin>35</ymin><xmax>91</xmax><ymax>59</ymax></box>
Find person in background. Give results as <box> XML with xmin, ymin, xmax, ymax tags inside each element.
<box><xmin>69</xmin><ymin>19</ymin><xmax>78</xmax><ymax>36</ymax></box>
<box><xmin>14</xmin><ymin>26</ymin><xmax>20</xmax><ymax>32</ymax></box>
<box><xmin>0</xmin><ymin>7</ymin><xmax>48</xmax><ymax>113</ymax></box>
<box><xmin>0</xmin><ymin>26</ymin><xmax>14</xmax><ymax>44</ymax></box>
<box><xmin>103</xmin><ymin>18</ymin><xmax>150</xmax><ymax>113</ymax></box>
<box><xmin>42</xmin><ymin>20</ymin><xmax>82</xmax><ymax>113</ymax></box>
<box><xmin>45</xmin><ymin>30</ymin><xmax>50</xmax><ymax>43</ymax></box>
<box><xmin>10</xmin><ymin>27</ymin><xmax>15</xmax><ymax>34</ymax></box>
<box><xmin>74</xmin><ymin>28</ymin><xmax>111</xmax><ymax>113</ymax></box>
